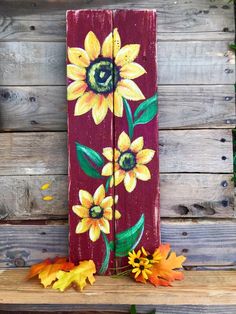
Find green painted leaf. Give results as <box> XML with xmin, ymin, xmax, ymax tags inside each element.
<box><xmin>99</xmin><ymin>232</ymin><xmax>111</xmax><ymax>275</ymax></box>
<box><xmin>105</xmin><ymin>176</ymin><xmax>112</xmax><ymax>192</ymax></box>
<box><xmin>111</xmin><ymin>214</ymin><xmax>145</xmax><ymax>257</ymax></box>
<box><xmin>123</xmin><ymin>98</ymin><xmax>134</xmax><ymax>139</ymax></box>
<box><xmin>76</xmin><ymin>142</ymin><xmax>104</xmax><ymax>178</ymax></box>
<box><xmin>130</xmin><ymin>305</ymin><xmax>137</xmax><ymax>314</ymax></box>
<box><xmin>133</xmin><ymin>94</ymin><xmax>158</xmax><ymax>126</ymax></box>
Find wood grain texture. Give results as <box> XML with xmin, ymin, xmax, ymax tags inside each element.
<box><xmin>0</xmin><ymin>85</ymin><xmax>235</xmax><ymax>131</ymax></box>
<box><xmin>0</xmin><ymin>0</ymin><xmax>234</xmax><ymax>35</ymax></box>
<box><xmin>1</xmin><ymin>221</ymin><xmax>236</xmax><ymax>267</ymax></box>
<box><xmin>0</xmin><ymin>41</ymin><xmax>234</xmax><ymax>85</ymax></box>
<box><xmin>0</xmin><ymin>130</ymin><xmax>232</xmax><ymax>175</ymax></box>
<box><xmin>0</xmin><ymin>269</ymin><xmax>236</xmax><ymax>311</ymax></box>
<box><xmin>0</xmin><ymin>174</ymin><xmax>233</xmax><ymax>220</ymax></box>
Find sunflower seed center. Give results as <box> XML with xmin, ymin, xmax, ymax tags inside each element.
<box><xmin>89</xmin><ymin>205</ymin><xmax>104</xmax><ymax>219</ymax></box>
<box><xmin>118</xmin><ymin>151</ymin><xmax>136</xmax><ymax>171</ymax></box>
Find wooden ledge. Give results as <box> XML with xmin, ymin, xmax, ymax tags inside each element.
<box><xmin>0</xmin><ymin>269</ymin><xmax>236</xmax><ymax>313</ymax></box>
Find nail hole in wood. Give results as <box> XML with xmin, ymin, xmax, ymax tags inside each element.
<box><xmin>182</xmin><ymin>248</ymin><xmax>188</xmax><ymax>253</ymax></box>
<box><xmin>221</xmin><ymin>156</ymin><xmax>227</xmax><ymax>160</ymax></box>
<box><xmin>225</xmin><ymin>96</ymin><xmax>233</xmax><ymax>101</ymax></box>
<box><xmin>222</xmin><ymin>200</ymin><xmax>228</xmax><ymax>207</ymax></box>
<box><xmin>221</xmin><ymin>180</ymin><xmax>228</xmax><ymax>187</ymax></box>
<box><xmin>220</xmin><ymin>138</ymin><xmax>226</xmax><ymax>142</ymax></box>
<box><xmin>225</xmin><ymin>68</ymin><xmax>234</xmax><ymax>74</ymax></box>
<box><xmin>182</xmin><ymin>232</ymin><xmax>188</xmax><ymax>236</ymax></box>
<box><xmin>29</xmin><ymin>96</ymin><xmax>36</xmax><ymax>102</ymax></box>
<box><xmin>30</xmin><ymin>25</ymin><xmax>35</xmax><ymax>31</ymax></box>
<box><xmin>14</xmin><ymin>257</ymin><xmax>25</xmax><ymax>267</ymax></box>
<box><xmin>223</xmin><ymin>27</ymin><xmax>229</xmax><ymax>32</ymax></box>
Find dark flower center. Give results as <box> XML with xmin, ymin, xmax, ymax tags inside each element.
<box><xmin>89</xmin><ymin>205</ymin><xmax>104</xmax><ymax>219</ymax></box>
<box><xmin>118</xmin><ymin>151</ymin><xmax>136</xmax><ymax>171</ymax></box>
<box><xmin>147</xmin><ymin>254</ymin><xmax>153</xmax><ymax>260</ymax></box>
<box><xmin>134</xmin><ymin>258</ymin><xmax>140</xmax><ymax>263</ymax></box>
<box><xmin>86</xmin><ymin>57</ymin><xmax>120</xmax><ymax>94</ymax></box>
<box><xmin>140</xmin><ymin>265</ymin><xmax>145</xmax><ymax>270</ymax></box>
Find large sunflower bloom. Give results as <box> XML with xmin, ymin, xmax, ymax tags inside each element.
<box><xmin>67</xmin><ymin>29</ymin><xmax>146</xmax><ymax>125</ymax></box>
<box><xmin>101</xmin><ymin>131</ymin><xmax>155</xmax><ymax>193</ymax></box>
<box><xmin>72</xmin><ymin>184</ymin><xmax>121</xmax><ymax>242</ymax></box>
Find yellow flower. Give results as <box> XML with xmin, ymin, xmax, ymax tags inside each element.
<box><xmin>131</xmin><ymin>259</ymin><xmax>152</xmax><ymax>280</ymax></box>
<box><xmin>141</xmin><ymin>247</ymin><xmax>162</xmax><ymax>264</ymax></box>
<box><xmin>72</xmin><ymin>184</ymin><xmax>121</xmax><ymax>242</ymax></box>
<box><xmin>101</xmin><ymin>131</ymin><xmax>155</xmax><ymax>193</ymax></box>
<box><xmin>67</xmin><ymin>29</ymin><xmax>146</xmax><ymax>125</ymax></box>
<box><xmin>128</xmin><ymin>249</ymin><xmax>142</xmax><ymax>267</ymax></box>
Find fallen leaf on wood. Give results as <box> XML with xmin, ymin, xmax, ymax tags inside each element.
<box><xmin>52</xmin><ymin>260</ymin><xmax>96</xmax><ymax>292</ymax></box>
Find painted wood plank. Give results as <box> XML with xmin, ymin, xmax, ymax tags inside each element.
<box><xmin>0</xmin><ymin>0</ymin><xmax>234</xmax><ymax>36</ymax></box>
<box><xmin>1</xmin><ymin>221</ymin><xmax>236</xmax><ymax>267</ymax></box>
<box><xmin>0</xmin><ymin>41</ymin><xmax>234</xmax><ymax>85</ymax></box>
<box><xmin>111</xmin><ymin>9</ymin><xmax>160</xmax><ymax>267</ymax></box>
<box><xmin>66</xmin><ymin>10</ymin><xmax>115</xmax><ymax>274</ymax></box>
<box><xmin>0</xmin><ymin>174</ymin><xmax>234</xmax><ymax>220</ymax></box>
<box><xmin>0</xmin><ymin>85</ymin><xmax>235</xmax><ymax>131</ymax></box>
<box><xmin>0</xmin><ymin>130</ymin><xmax>232</xmax><ymax>175</ymax></box>
<box><xmin>0</xmin><ymin>270</ymin><xmax>236</xmax><ymax>312</ymax></box>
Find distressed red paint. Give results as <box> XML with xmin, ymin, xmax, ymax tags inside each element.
<box><xmin>67</xmin><ymin>9</ymin><xmax>159</xmax><ymax>274</ymax></box>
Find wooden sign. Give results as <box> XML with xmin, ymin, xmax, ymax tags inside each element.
<box><xmin>67</xmin><ymin>9</ymin><xmax>159</xmax><ymax>274</ymax></box>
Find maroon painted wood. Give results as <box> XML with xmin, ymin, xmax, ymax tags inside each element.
<box><xmin>67</xmin><ymin>9</ymin><xmax>159</xmax><ymax>274</ymax></box>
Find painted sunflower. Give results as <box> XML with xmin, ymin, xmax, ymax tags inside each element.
<box><xmin>101</xmin><ymin>131</ymin><xmax>155</xmax><ymax>193</ymax></box>
<box><xmin>72</xmin><ymin>184</ymin><xmax>121</xmax><ymax>242</ymax></box>
<box><xmin>67</xmin><ymin>29</ymin><xmax>146</xmax><ymax>125</ymax></box>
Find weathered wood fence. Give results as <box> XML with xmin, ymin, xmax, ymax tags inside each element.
<box><xmin>0</xmin><ymin>0</ymin><xmax>235</xmax><ymax>270</ymax></box>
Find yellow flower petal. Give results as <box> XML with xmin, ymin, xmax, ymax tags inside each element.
<box><xmin>136</xmin><ymin>149</ymin><xmax>155</xmax><ymax>165</ymax></box>
<box><xmin>114</xmin><ymin>150</ymin><xmax>120</xmax><ymax>161</ymax></box>
<box><xmin>79</xmin><ymin>190</ymin><xmax>93</xmax><ymax>208</ymax></box>
<box><xmin>117</xmin><ymin>79</ymin><xmax>145</xmax><ymax>101</ymax></box>
<box><xmin>67</xmin><ymin>64</ymin><xmax>86</xmax><ymax>81</ymax></box>
<box><xmin>115</xmin><ymin>210</ymin><xmax>121</xmax><ymax>220</ymax></box>
<box><xmin>92</xmin><ymin>95</ymin><xmax>109</xmax><ymax>125</ymax></box>
<box><xmin>113</xmin><ymin>28</ymin><xmax>121</xmax><ymax>58</ymax></box>
<box><xmin>134</xmin><ymin>269</ymin><xmax>141</xmax><ymax>278</ymax></box>
<box><xmin>89</xmin><ymin>223</ymin><xmax>101</xmax><ymax>242</ymax></box>
<box><xmin>114</xmin><ymin>91</ymin><xmax>123</xmax><ymax>117</ymax></box>
<box><xmin>118</xmin><ymin>131</ymin><xmax>131</xmax><ymax>152</ymax></box>
<box><xmin>100</xmin><ymin>196</ymin><xmax>113</xmax><ymax>209</ymax></box>
<box><xmin>115</xmin><ymin>44</ymin><xmax>140</xmax><ymax>66</ymax></box>
<box><xmin>103</xmin><ymin>208</ymin><xmax>113</xmax><ymax>220</ymax></box>
<box><xmin>134</xmin><ymin>164</ymin><xmax>151</xmax><ymax>181</ymax></box>
<box><xmin>120</xmin><ymin>62</ymin><xmax>146</xmax><ymax>79</ymax></box>
<box><xmin>74</xmin><ymin>91</ymin><xmax>94</xmax><ymax>116</ymax></box>
<box><xmin>114</xmin><ymin>169</ymin><xmax>126</xmax><ymax>186</ymax></box>
<box><xmin>102</xmin><ymin>32</ymin><xmax>112</xmax><ymax>58</ymax></box>
<box><xmin>101</xmin><ymin>162</ymin><xmax>113</xmax><ymax>176</ymax></box>
<box><xmin>85</xmin><ymin>31</ymin><xmax>101</xmax><ymax>61</ymax></box>
<box><xmin>68</xmin><ymin>47</ymin><xmax>90</xmax><ymax>67</ymax></box>
<box><xmin>130</xmin><ymin>137</ymin><xmax>144</xmax><ymax>153</ymax></box>
<box><xmin>72</xmin><ymin>205</ymin><xmax>89</xmax><ymax>218</ymax></box>
<box><xmin>67</xmin><ymin>80</ymin><xmax>87</xmax><ymax>101</ymax></box>
<box><xmin>124</xmin><ymin>171</ymin><xmax>137</xmax><ymax>193</ymax></box>
<box><xmin>93</xmin><ymin>184</ymin><xmax>105</xmax><ymax>205</ymax></box>
<box><xmin>75</xmin><ymin>218</ymin><xmax>91</xmax><ymax>234</ymax></box>
<box><xmin>98</xmin><ymin>218</ymin><xmax>110</xmax><ymax>234</ymax></box>
<box><xmin>103</xmin><ymin>147</ymin><xmax>113</xmax><ymax>161</ymax></box>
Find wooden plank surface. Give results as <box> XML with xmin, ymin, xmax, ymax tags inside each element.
<box><xmin>0</xmin><ymin>85</ymin><xmax>235</xmax><ymax>131</ymax></box>
<box><xmin>0</xmin><ymin>174</ymin><xmax>234</xmax><ymax>220</ymax></box>
<box><xmin>0</xmin><ymin>41</ymin><xmax>234</xmax><ymax>85</ymax></box>
<box><xmin>0</xmin><ymin>269</ymin><xmax>236</xmax><ymax>312</ymax></box>
<box><xmin>1</xmin><ymin>221</ymin><xmax>236</xmax><ymax>267</ymax></box>
<box><xmin>0</xmin><ymin>0</ymin><xmax>234</xmax><ymax>36</ymax></box>
<box><xmin>0</xmin><ymin>130</ymin><xmax>232</xmax><ymax>175</ymax></box>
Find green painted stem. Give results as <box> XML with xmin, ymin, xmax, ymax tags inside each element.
<box><xmin>123</xmin><ymin>98</ymin><xmax>134</xmax><ymax>139</ymax></box>
<box><xmin>99</xmin><ymin>232</ymin><xmax>111</xmax><ymax>274</ymax></box>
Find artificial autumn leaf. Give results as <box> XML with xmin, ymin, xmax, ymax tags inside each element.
<box><xmin>27</xmin><ymin>256</ymin><xmax>74</xmax><ymax>288</ymax></box>
<box><xmin>52</xmin><ymin>260</ymin><xmax>96</xmax><ymax>292</ymax></box>
<box><xmin>148</xmin><ymin>244</ymin><xmax>186</xmax><ymax>287</ymax></box>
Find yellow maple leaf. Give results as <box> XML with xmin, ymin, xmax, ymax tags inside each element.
<box><xmin>52</xmin><ymin>260</ymin><xmax>96</xmax><ymax>292</ymax></box>
<box><xmin>147</xmin><ymin>244</ymin><xmax>186</xmax><ymax>287</ymax></box>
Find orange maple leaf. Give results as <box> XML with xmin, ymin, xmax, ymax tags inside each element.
<box><xmin>148</xmin><ymin>244</ymin><xmax>186</xmax><ymax>287</ymax></box>
<box><xmin>27</xmin><ymin>256</ymin><xmax>74</xmax><ymax>287</ymax></box>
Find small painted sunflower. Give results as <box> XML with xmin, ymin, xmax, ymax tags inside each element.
<box><xmin>101</xmin><ymin>131</ymin><xmax>155</xmax><ymax>193</ymax></box>
<box><xmin>72</xmin><ymin>184</ymin><xmax>121</xmax><ymax>242</ymax></box>
<box><xmin>67</xmin><ymin>29</ymin><xmax>146</xmax><ymax>125</ymax></box>
<box><xmin>131</xmin><ymin>259</ymin><xmax>153</xmax><ymax>280</ymax></box>
<box><xmin>141</xmin><ymin>247</ymin><xmax>162</xmax><ymax>264</ymax></box>
<box><xmin>128</xmin><ymin>249</ymin><xmax>142</xmax><ymax>267</ymax></box>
